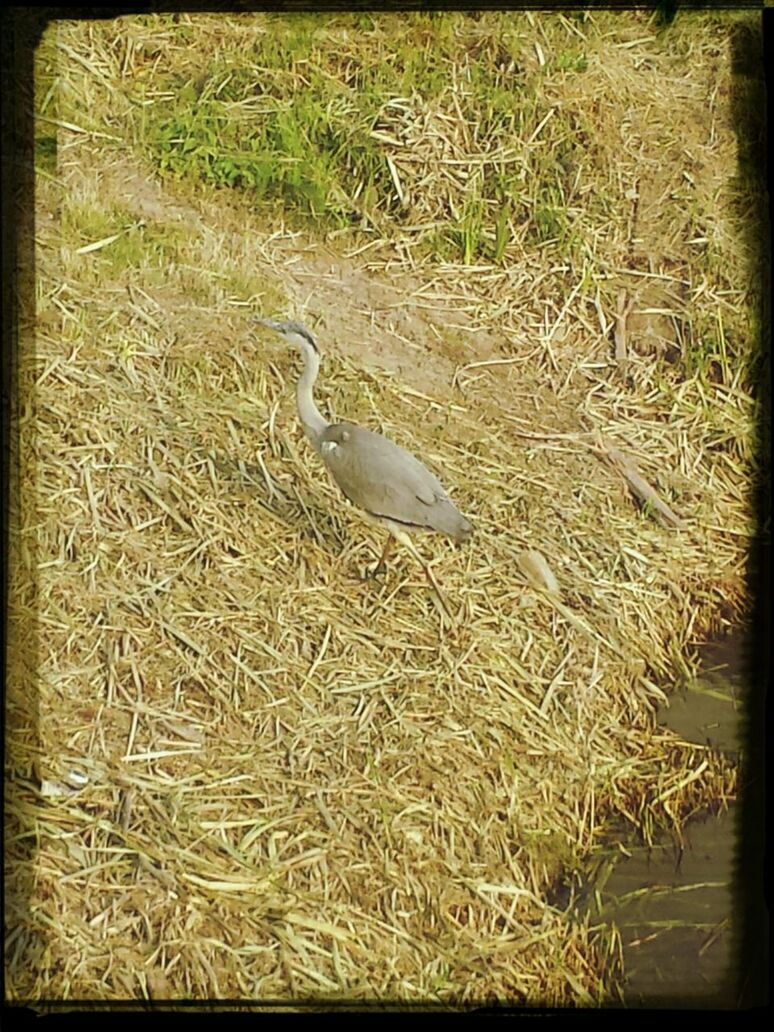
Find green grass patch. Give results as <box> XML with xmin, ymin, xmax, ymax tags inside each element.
<box><xmin>127</xmin><ymin>10</ymin><xmax>594</xmax><ymax>257</ymax></box>
<box><xmin>48</xmin><ymin>11</ymin><xmax>761</xmax><ymax>395</ymax></box>
<box><xmin>62</xmin><ymin>201</ymin><xmax>192</xmax><ymax>276</ymax></box>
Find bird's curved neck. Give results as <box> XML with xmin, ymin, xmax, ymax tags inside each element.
<box><xmin>297</xmin><ymin>348</ymin><xmax>328</xmax><ymax>452</ymax></box>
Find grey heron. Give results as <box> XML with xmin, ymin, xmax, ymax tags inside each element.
<box><xmin>252</xmin><ymin>317</ymin><xmax>473</xmax><ymax>616</ymax></box>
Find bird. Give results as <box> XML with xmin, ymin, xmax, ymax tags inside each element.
<box><xmin>252</xmin><ymin>316</ymin><xmax>473</xmax><ymax>616</ymax></box>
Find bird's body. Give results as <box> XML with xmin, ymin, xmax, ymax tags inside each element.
<box><xmin>253</xmin><ymin>316</ymin><xmax>473</xmax><ymax>615</ymax></box>
<box><xmin>320</xmin><ymin>422</ymin><xmax>472</xmax><ymax>543</ymax></box>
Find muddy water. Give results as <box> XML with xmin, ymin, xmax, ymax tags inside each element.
<box><xmin>598</xmin><ymin>807</ymin><xmax>737</xmax><ymax>1007</ymax></box>
<box><xmin>588</xmin><ymin>635</ymin><xmax>749</xmax><ymax>1008</ymax></box>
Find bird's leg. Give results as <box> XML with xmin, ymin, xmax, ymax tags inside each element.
<box><xmin>392</xmin><ymin>529</ymin><xmax>454</xmax><ymax>622</ymax></box>
<box><xmin>372</xmin><ymin>534</ymin><xmax>395</xmax><ymax>578</ymax></box>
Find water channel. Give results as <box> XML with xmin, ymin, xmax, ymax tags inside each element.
<box><xmin>581</xmin><ymin>631</ymin><xmax>760</xmax><ymax>1008</ymax></box>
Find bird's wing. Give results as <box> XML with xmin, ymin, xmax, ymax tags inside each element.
<box><xmin>321</xmin><ymin>424</ymin><xmax>450</xmax><ymax>528</ymax></box>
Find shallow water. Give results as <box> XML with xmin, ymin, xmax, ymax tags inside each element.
<box><xmin>590</xmin><ymin>634</ymin><xmax>747</xmax><ymax>1008</ymax></box>
<box><xmin>600</xmin><ymin>808</ymin><xmax>737</xmax><ymax>1008</ymax></box>
<box><xmin>656</xmin><ymin>637</ymin><xmax>745</xmax><ymax>755</ymax></box>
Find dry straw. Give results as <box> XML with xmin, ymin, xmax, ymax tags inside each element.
<box><xmin>7</xmin><ymin>10</ymin><xmax>753</xmax><ymax>1005</ymax></box>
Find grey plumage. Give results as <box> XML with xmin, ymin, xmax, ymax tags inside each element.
<box><xmin>320</xmin><ymin>423</ymin><xmax>472</xmax><ymax>542</ymax></box>
<box><xmin>252</xmin><ymin>315</ymin><xmax>473</xmax><ymax>614</ymax></box>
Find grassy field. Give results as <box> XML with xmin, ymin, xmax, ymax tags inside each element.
<box><xmin>8</xmin><ymin>8</ymin><xmax>761</xmax><ymax>1005</ymax></box>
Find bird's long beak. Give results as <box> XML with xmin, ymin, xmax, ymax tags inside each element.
<box><xmin>251</xmin><ymin>315</ymin><xmax>280</xmax><ymax>331</ymax></box>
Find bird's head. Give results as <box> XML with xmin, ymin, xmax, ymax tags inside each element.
<box><xmin>252</xmin><ymin>316</ymin><xmax>320</xmax><ymax>359</ymax></box>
